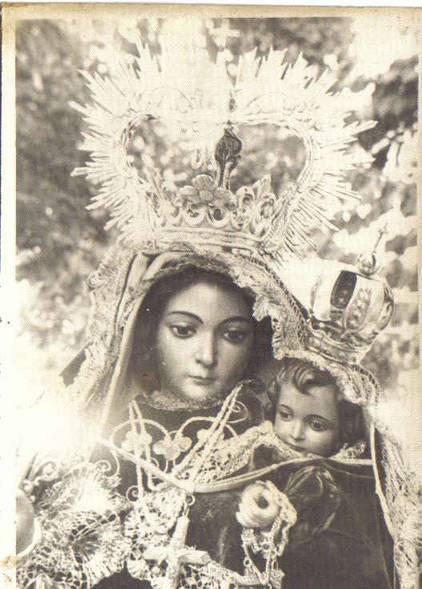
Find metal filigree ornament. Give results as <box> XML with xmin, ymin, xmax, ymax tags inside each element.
<box><xmin>18</xmin><ymin>461</ymin><xmax>130</xmax><ymax>589</ymax></box>
<box><xmin>18</xmin><ymin>384</ymin><xmax>371</xmax><ymax>589</ymax></box>
<box><xmin>71</xmin><ymin>40</ymin><xmax>376</xmax><ymax>271</ymax></box>
<box><xmin>96</xmin><ymin>382</ymin><xmax>371</xmax><ymax>589</ymax></box>
<box><xmin>104</xmin><ymin>385</ymin><xmax>300</xmax><ymax>589</ymax></box>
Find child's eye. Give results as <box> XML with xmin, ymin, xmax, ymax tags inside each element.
<box><xmin>309</xmin><ymin>419</ymin><xmax>329</xmax><ymax>432</ymax></box>
<box><xmin>222</xmin><ymin>329</ymin><xmax>250</xmax><ymax>344</ymax></box>
<box><xmin>278</xmin><ymin>408</ymin><xmax>292</xmax><ymax>421</ymax></box>
<box><xmin>170</xmin><ymin>324</ymin><xmax>196</xmax><ymax>338</ymax></box>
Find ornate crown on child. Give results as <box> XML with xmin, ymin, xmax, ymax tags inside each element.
<box><xmin>72</xmin><ymin>34</ymin><xmax>376</xmax><ymax>270</ymax></box>
<box><xmin>280</xmin><ymin>235</ymin><xmax>394</xmax><ymax>366</ymax></box>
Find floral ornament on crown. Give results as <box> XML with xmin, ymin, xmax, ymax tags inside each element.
<box><xmin>153</xmin><ymin>172</ymin><xmax>277</xmax><ymax>234</ymax></box>
<box><xmin>178</xmin><ymin>174</ymin><xmax>237</xmax><ymax>221</ymax></box>
<box><xmin>72</xmin><ymin>34</ymin><xmax>376</xmax><ymax>269</ymax></box>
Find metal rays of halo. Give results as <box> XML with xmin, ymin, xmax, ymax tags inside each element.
<box><xmin>71</xmin><ymin>34</ymin><xmax>376</xmax><ymax>262</ymax></box>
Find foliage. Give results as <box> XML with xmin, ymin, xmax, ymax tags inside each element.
<box><xmin>16</xmin><ymin>17</ymin><xmax>418</xmax><ymax>395</ymax></box>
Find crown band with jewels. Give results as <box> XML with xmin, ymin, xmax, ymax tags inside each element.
<box><xmin>142</xmin><ymin>165</ymin><xmax>293</xmax><ymax>255</ymax></box>
<box><xmin>72</xmin><ymin>38</ymin><xmax>376</xmax><ymax>266</ymax></box>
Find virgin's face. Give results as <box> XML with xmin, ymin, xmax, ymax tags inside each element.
<box><xmin>156</xmin><ymin>281</ymin><xmax>254</xmax><ymax>404</ymax></box>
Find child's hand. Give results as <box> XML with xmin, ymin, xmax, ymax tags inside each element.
<box><xmin>236</xmin><ymin>481</ymin><xmax>281</xmax><ymax>529</ymax></box>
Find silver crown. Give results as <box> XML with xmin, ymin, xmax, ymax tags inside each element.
<box><xmin>72</xmin><ymin>38</ymin><xmax>376</xmax><ymax>269</ymax></box>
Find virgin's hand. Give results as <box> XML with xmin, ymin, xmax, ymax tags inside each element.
<box><xmin>236</xmin><ymin>481</ymin><xmax>281</xmax><ymax>529</ymax></box>
<box><xmin>16</xmin><ymin>489</ymin><xmax>36</xmax><ymax>554</ymax></box>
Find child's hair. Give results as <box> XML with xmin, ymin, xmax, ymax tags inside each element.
<box><xmin>267</xmin><ymin>357</ymin><xmax>367</xmax><ymax>450</ymax></box>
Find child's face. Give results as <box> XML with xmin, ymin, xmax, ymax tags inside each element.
<box><xmin>274</xmin><ymin>378</ymin><xmax>340</xmax><ymax>457</ymax></box>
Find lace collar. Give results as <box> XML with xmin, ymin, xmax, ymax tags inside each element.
<box><xmin>136</xmin><ymin>389</ymin><xmax>225</xmax><ymax>413</ymax></box>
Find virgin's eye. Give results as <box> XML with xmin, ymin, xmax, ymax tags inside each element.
<box><xmin>169</xmin><ymin>324</ymin><xmax>196</xmax><ymax>338</ymax></box>
<box><xmin>222</xmin><ymin>329</ymin><xmax>250</xmax><ymax>344</ymax></box>
<box><xmin>309</xmin><ymin>419</ymin><xmax>329</xmax><ymax>432</ymax></box>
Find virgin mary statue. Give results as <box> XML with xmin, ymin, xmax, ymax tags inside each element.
<box><xmin>16</xmin><ymin>35</ymin><xmax>419</xmax><ymax>589</ymax></box>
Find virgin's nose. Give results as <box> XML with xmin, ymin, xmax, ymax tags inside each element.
<box><xmin>195</xmin><ymin>333</ymin><xmax>217</xmax><ymax>368</ymax></box>
<box><xmin>290</xmin><ymin>420</ymin><xmax>305</xmax><ymax>442</ymax></box>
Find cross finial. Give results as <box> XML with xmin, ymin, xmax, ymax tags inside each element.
<box><xmin>144</xmin><ymin>514</ymin><xmax>210</xmax><ymax>589</ymax></box>
<box><xmin>357</xmin><ymin>223</ymin><xmax>389</xmax><ymax>277</ymax></box>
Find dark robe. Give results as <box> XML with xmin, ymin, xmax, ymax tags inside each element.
<box><xmin>179</xmin><ymin>458</ymin><xmax>395</xmax><ymax>589</ymax></box>
<box><xmin>276</xmin><ymin>460</ymin><xmax>395</xmax><ymax>589</ymax></box>
<box><xmin>96</xmin><ymin>432</ymin><xmax>394</xmax><ymax>589</ymax></box>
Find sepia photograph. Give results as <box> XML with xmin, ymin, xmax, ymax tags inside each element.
<box><xmin>2</xmin><ymin>5</ymin><xmax>421</xmax><ymax>589</ymax></box>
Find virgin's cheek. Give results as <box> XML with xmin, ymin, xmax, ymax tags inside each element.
<box><xmin>221</xmin><ymin>338</ymin><xmax>252</xmax><ymax>371</ymax></box>
<box><xmin>219</xmin><ymin>345</ymin><xmax>250</xmax><ymax>380</ymax></box>
<box><xmin>156</xmin><ymin>331</ymin><xmax>185</xmax><ymax>373</ymax></box>
<box><xmin>158</xmin><ymin>328</ymin><xmax>184</xmax><ymax>356</ymax></box>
